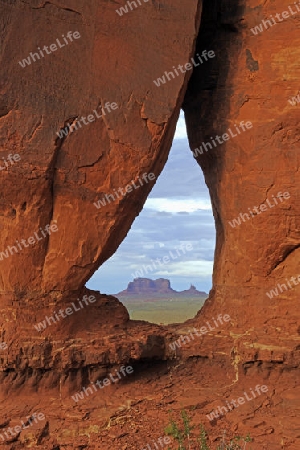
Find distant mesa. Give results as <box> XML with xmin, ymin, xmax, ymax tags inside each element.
<box><xmin>116</xmin><ymin>278</ymin><xmax>207</xmax><ymax>297</ymax></box>
<box><xmin>119</xmin><ymin>278</ymin><xmax>174</xmax><ymax>295</ymax></box>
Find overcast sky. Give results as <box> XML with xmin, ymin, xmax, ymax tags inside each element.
<box><xmin>87</xmin><ymin>111</ymin><xmax>215</xmax><ymax>294</ymax></box>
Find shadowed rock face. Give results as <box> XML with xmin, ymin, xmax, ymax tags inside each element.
<box><xmin>183</xmin><ymin>0</ymin><xmax>300</xmax><ymax>364</ymax></box>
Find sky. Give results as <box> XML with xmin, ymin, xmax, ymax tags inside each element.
<box><xmin>86</xmin><ymin>111</ymin><xmax>216</xmax><ymax>294</ymax></box>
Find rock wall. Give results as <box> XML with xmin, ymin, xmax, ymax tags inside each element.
<box><xmin>0</xmin><ymin>0</ymin><xmax>202</xmax><ymax>368</ymax></box>
<box><xmin>1</xmin><ymin>0</ymin><xmax>300</xmax><ymax>448</ymax></box>
<box><xmin>183</xmin><ymin>0</ymin><xmax>300</xmax><ymax>364</ymax></box>
<box><xmin>0</xmin><ymin>0</ymin><xmax>201</xmax><ymax>295</ymax></box>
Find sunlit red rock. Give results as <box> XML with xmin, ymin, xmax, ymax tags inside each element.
<box><xmin>0</xmin><ymin>0</ymin><xmax>299</xmax><ymax>448</ymax></box>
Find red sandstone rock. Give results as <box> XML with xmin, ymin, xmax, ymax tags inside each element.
<box><xmin>0</xmin><ymin>0</ymin><xmax>201</xmax><ymax>294</ymax></box>
<box><xmin>182</xmin><ymin>0</ymin><xmax>300</xmax><ymax>366</ymax></box>
<box><xmin>0</xmin><ymin>0</ymin><xmax>300</xmax><ymax>448</ymax></box>
<box><xmin>0</xmin><ymin>0</ymin><xmax>201</xmax><ymax>387</ymax></box>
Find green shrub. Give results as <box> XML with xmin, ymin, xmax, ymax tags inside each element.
<box><xmin>165</xmin><ymin>409</ymin><xmax>252</xmax><ymax>450</ymax></box>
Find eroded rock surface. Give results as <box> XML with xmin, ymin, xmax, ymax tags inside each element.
<box><xmin>183</xmin><ymin>0</ymin><xmax>300</xmax><ymax>365</ymax></box>
<box><xmin>0</xmin><ymin>0</ymin><xmax>201</xmax><ymax>368</ymax></box>
<box><xmin>1</xmin><ymin>0</ymin><xmax>300</xmax><ymax>448</ymax></box>
<box><xmin>0</xmin><ymin>0</ymin><xmax>201</xmax><ymax>294</ymax></box>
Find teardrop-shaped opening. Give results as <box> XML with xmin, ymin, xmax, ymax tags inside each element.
<box><xmin>87</xmin><ymin>111</ymin><xmax>215</xmax><ymax>325</ymax></box>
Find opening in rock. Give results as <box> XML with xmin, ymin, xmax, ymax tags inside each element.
<box><xmin>87</xmin><ymin>111</ymin><xmax>215</xmax><ymax>324</ymax></box>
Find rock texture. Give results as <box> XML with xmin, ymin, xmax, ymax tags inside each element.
<box><xmin>0</xmin><ymin>0</ymin><xmax>201</xmax><ymax>366</ymax></box>
<box><xmin>183</xmin><ymin>0</ymin><xmax>300</xmax><ymax>366</ymax></box>
<box><xmin>0</xmin><ymin>0</ymin><xmax>201</xmax><ymax>294</ymax></box>
<box><xmin>0</xmin><ymin>0</ymin><xmax>300</xmax><ymax>448</ymax></box>
<box><xmin>0</xmin><ymin>0</ymin><xmax>204</xmax><ymax>447</ymax></box>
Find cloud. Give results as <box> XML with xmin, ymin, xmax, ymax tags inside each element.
<box><xmin>145</xmin><ymin>198</ymin><xmax>212</xmax><ymax>213</ymax></box>
<box><xmin>87</xmin><ymin>114</ymin><xmax>216</xmax><ymax>295</ymax></box>
<box><xmin>154</xmin><ymin>260</ymin><xmax>213</xmax><ymax>278</ymax></box>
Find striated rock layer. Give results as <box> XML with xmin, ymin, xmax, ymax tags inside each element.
<box><xmin>0</xmin><ymin>0</ymin><xmax>300</xmax><ymax>448</ymax></box>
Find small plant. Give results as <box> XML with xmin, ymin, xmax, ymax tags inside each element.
<box><xmin>165</xmin><ymin>410</ymin><xmax>193</xmax><ymax>450</ymax></box>
<box><xmin>216</xmin><ymin>432</ymin><xmax>252</xmax><ymax>450</ymax></box>
<box><xmin>198</xmin><ymin>424</ymin><xmax>210</xmax><ymax>450</ymax></box>
<box><xmin>165</xmin><ymin>409</ymin><xmax>252</xmax><ymax>450</ymax></box>
<box><xmin>165</xmin><ymin>410</ymin><xmax>194</xmax><ymax>449</ymax></box>
<box><xmin>181</xmin><ymin>410</ymin><xmax>194</xmax><ymax>449</ymax></box>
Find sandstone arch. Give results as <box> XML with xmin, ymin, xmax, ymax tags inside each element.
<box><xmin>1</xmin><ymin>0</ymin><xmax>299</xmax><ymax>447</ymax></box>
